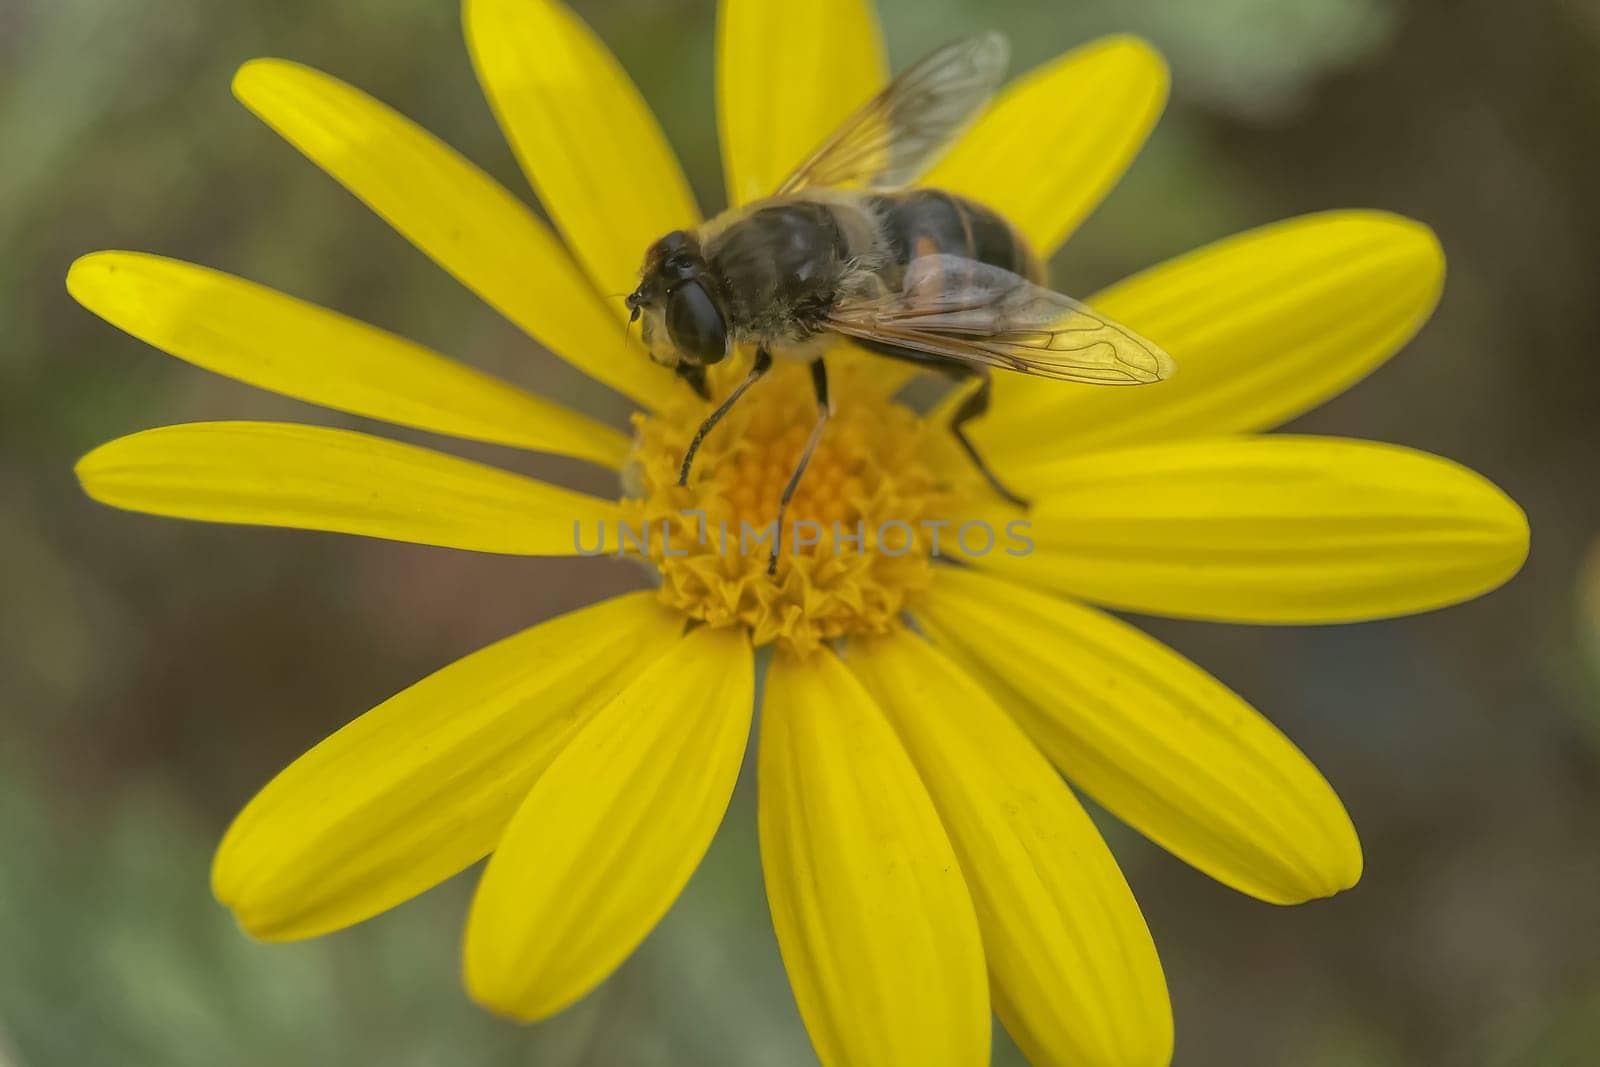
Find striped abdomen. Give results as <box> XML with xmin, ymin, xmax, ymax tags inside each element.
<box><xmin>870</xmin><ymin>189</ymin><xmax>1044</xmax><ymax>286</ymax></box>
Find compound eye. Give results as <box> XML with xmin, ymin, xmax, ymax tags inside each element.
<box><xmin>665</xmin><ymin>280</ymin><xmax>729</xmax><ymax>365</ymax></box>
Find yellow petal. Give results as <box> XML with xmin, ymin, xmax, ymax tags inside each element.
<box><xmin>717</xmin><ymin>0</ymin><xmax>885</xmax><ymax>206</ymax></box>
<box><xmin>914</xmin><ymin>568</ymin><xmax>1362</xmax><ymax>904</ymax></box>
<box><xmin>68</xmin><ymin>252</ymin><xmax>627</xmax><ymax>468</ymax></box>
<box><xmin>232</xmin><ymin>58</ymin><xmax>675</xmax><ymax>408</ymax></box>
<box><xmin>969</xmin><ymin>435</ymin><xmax>1528</xmax><ymax>623</ymax></box>
<box><xmin>465</xmin><ymin>0</ymin><xmax>699</xmax><ymax>301</ymax></box>
<box><xmin>976</xmin><ymin>212</ymin><xmax>1446</xmax><ymax>461</ymax></box>
<box><xmin>760</xmin><ymin>649</ymin><xmax>989</xmax><ymax>1067</ymax></box>
<box><xmin>213</xmin><ymin>592</ymin><xmax>683</xmax><ymax>940</ymax></box>
<box><xmin>464</xmin><ymin>624</ymin><xmax>753</xmax><ymax>1020</ymax></box>
<box><xmin>76</xmin><ymin>421</ymin><xmax>618</xmax><ymax>554</ymax></box>
<box><xmin>923</xmin><ymin>35</ymin><xmax>1168</xmax><ymax>256</ymax></box>
<box><xmin>845</xmin><ymin>630</ymin><xmax>1172</xmax><ymax>1067</ymax></box>
<box><xmin>829</xmin><ymin>339</ymin><xmax>921</xmax><ymax>399</ymax></box>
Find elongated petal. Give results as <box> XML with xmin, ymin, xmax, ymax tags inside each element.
<box><xmin>465</xmin><ymin>624</ymin><xmax>753</xmax><ymax>1020</ymax></box>
<box><xmin>914</xmin><ymin>568</ymin><xmax>1361</xmax><ymax>904</ymax></box>
<box><xmin>717</xmin><ymin>0</ymin><xmax>885</xmax><ymax>206</ymax></box>
<box><xmin>213</xmin><ymin>592</ymin><xmax>682</xmax><ymax>940</ymax></box>
<box><xmin>831</xmin><ymin>338</ymin><xmax>923</xmax><ymax>399</ymax></box>
<box><xmin>923</xmin><ymin>35</ymin><xmax>1167</xmax><ymax>256</ymax></box>
<box><xmin>760</xmin><ymin>649</ymin><xmax>989</xmax><ymax>1067</ymax></box>
<box><xmin>976</xmin><ymin>212</ymin><xmax>1446</xmax><ymax>460</ymax></box>
<box><xmin>76</xmin><ymin>421</ymin><xmax>618</xmax><ymax>554</ymax></box>
<box><xmin>233</xmin><ymin>58</ymin><xmax>675</xmax><ymax>407</ymax></box>
<box><xmin>846</xmin><ymin>630</ymin><xmax>1171</xmax><ymax>1067</ymax></box>
<box><xmin>969</xmin><ymin>435</ymin><xmax>1528</xmax><ymax>623</ymax></box>
<box><xmin>466</xmin><ymin>0</ymin><xmax>698</xmax><ymax>301</ymax></box>
<box><xmin>68</xmin><ymin>252</ymin><xmax>627</xmax><ymax>468</ymax></box>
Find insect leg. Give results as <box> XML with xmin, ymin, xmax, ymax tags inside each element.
<box><xmin>678</xmin><ymin>347</ymin><xmax>773</xmax><ymax>487</ymax></box>
<box><xmin>947</xmin><ymin>367</ymin><xmax>1031</xmax><ymax>508</ymax></box>
<box><xmin>769</xmin><ymin>358</ymin><xmax>832</xmax><ymax>576</ymax></box>
<box><xmin>675</xmin><ymin>362</ymin><xmax>711</xmax><ymax>400</ymax></box>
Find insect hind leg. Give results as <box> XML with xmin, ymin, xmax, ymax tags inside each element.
<box><xmin>946</xmin><ymin>367</ymin><xmax>1030</xmax><ymax>509</ymax></box>
<box><xmin>769</xmin><ymin>358</ymin><xmax>831</xmax><ymax>576</ymax></box>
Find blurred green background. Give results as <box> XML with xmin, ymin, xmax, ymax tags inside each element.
<box><xmin>4</xmin><ymin>0</ymin><xmax>1600</xmax><ymax>1064</ymax></box>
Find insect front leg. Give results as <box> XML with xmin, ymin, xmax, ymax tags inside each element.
<box><xmin>946</xmin><ymin>367</ymin><xmax>1031</xmax><ymax>509</ymax></box>
<box><xmin>679</xmin><ymin>347</ymin><xmax>772</xmax><ymax>487</ymax></box>
<box><xmin>675</xmin><ymin>362</ymin><xmax>711</xmax><ymax>400</ymax></box>
<box><xmin>769</xmin><ymin>358</ymin><xmax>832</xmax><ymax>576</ymax></box>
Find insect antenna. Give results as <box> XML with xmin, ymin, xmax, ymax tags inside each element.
<box><xmin>602</xmin><ymin>291</ymin><xmax>640</xmax><ymax>361</ymax></box>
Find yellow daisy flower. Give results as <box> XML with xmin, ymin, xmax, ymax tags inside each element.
<box><xmin>69</xmin><ymin>1</ymin><xmax>1529</xmax><ymax>1064</ymax></box>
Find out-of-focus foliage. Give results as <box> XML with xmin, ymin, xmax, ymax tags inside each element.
<box><xmin>877</xmin><ymin>0</ymin><xmax>1398</xmax><ymax>120</ymax></box>
<box><xmin>3</xmin><ymin>0</ymin><xmax>1599</xmax><ymax>1064</ymax></box>
<box><xmin>0</xmin><ymin>759</ymin><xmax>820</xmax><ymax>1067</ymax></box>
<box><xmin>1579</xmin><ymin>539</ymin><xmax>1600</xmax><ymax>743</ymax></box>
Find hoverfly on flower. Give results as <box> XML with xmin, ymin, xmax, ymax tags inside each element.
<box><xmin>628</xmin><ymin>34</ymin><xmax>1172</xmax><ymax>570</ymax></box>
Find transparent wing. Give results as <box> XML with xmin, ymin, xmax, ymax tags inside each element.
<box><xmin>827</xmin><ymin>255</ymin><xmax>1176</xmax><ymax>385</ymax></box>
<box><xmin>775</xmin><ymin>33</ymin><xmax>1009</xmax><ymax>195</ymax></box>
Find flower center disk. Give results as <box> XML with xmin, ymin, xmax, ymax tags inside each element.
<box><xmin>624</xmin><ymin>359</ymin><xmax>949</xmax><ymax>655</ymax></box>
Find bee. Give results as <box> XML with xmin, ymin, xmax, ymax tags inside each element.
<box><xmin>624</xmin><ymin>33</ymin><xmax>1173</xmax><ymax>572</ymax></box>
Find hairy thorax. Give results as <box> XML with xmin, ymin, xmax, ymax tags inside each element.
<box><xmin>702</xmin><ymin>191</ymin><xmax>885</xmax><ymax>355</ymax></box>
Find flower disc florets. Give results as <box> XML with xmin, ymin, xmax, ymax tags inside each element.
<box><xmin>623</xmin><ymin>357</ymin><xmax>952</xmax><ymax>655</ymax></box>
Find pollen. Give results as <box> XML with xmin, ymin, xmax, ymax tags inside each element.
<box><xmin>622</xmin><ymin>356</ymin><xmax>952</xmax><ymax>656</ymax></box>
